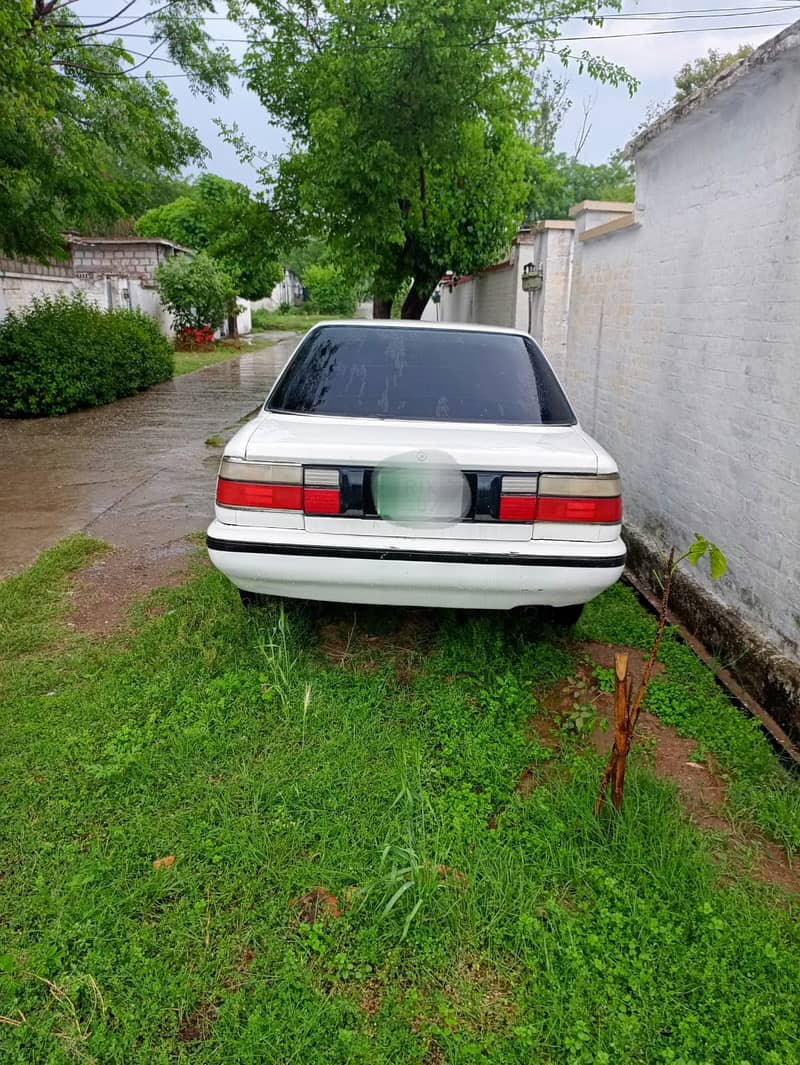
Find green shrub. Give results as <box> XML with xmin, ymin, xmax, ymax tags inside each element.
<box><xmin>155</xmin><ymin>251</ymin><xmax>237</xmax><ymax>332</ymax></box>
<box><xmin>0</xmin><ymin>294</ymin><xmax>174</xmax><ymax>417</ymax></box>
<box><xmin>303</xmin><ymin>264</ymin><xmax>357</xmax><ymax>316</ymax></box>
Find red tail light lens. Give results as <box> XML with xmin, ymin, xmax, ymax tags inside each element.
<box><xmin>499</xmin><ymin>495</ymin><xmax>537</xmax><ymax>521</ymax></box>
<box><xmin>304</xmin><ymin>488</ymin><xmax>341</xmax><ymax>514</ymax></box>
<box><xmin>536</xmin><ymin>495</ymin><xmax>622</xmax><ymax>523</ymax></box>
<box><xmin>216</xmin><ymin>480</ymin><xmax>302</xmax><ymax>510</ymax></box>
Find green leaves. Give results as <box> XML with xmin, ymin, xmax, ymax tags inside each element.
<box><xmin>685</xmin><ymin>534</ymin><xmax>728</xmax><ymax>581</ymax></box>
<box><xmin>155</xmin><ymin>252</ymin><xmax>237</xmax><ymax>333</ymax></box>
<box><xmin>674</xmin><ymin>45</ymin><xmax>753</xmax><ymax>102</ymax></box>
<box><xmin>136</xmin><ymin>175</ymin><xmax>284</xmax><ymax>301</ymax></box>
<box><xmin>0</xmin><ymin>2</ymin><xmax>231</xmax><ymax>259</ymax></box>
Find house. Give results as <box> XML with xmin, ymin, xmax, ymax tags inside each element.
<box><xmin>0</xmin><ymin>236</ymin><xmax>252</xmax><ymax>336</ymax></box>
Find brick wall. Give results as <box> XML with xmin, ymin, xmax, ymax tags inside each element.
<box><xmin>70</xmin><ymin>240</ymin><xmax>171</xmax><ymax>281</ymax></box>
<box><xmin>564</xmin><ymin>34</ymin><xmax>800</xmax><ymax>659</ymax></box>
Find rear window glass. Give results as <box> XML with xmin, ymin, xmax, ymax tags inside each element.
<box><xmin>267</xmin><ymin>326</ymin><xmax>576</xmax><ymax>425</ymax></box>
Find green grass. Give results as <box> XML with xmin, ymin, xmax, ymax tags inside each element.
<box><xmin>1</xmin><ymin>543</ymin><xmax>799</xmax><ymax>1063</ymax></box>
<box><xmin>172</xmin><ymin>338</ymin><xmax>276</xmax><ymax>377</ymax></box>
<box><xmin>251</xmin><ymin>309</ymin><xmax>350</xmax><ymax>332</ymax></box>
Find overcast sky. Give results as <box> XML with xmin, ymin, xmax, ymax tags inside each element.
<box><xmin>74</xmin><ymin>0</ymin><xmax>799</xmax><ymax>185</ymax></box>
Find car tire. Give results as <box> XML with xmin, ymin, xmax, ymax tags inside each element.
<box><xmin>238</xmin><ymin>589</ymin><xmax>270</xmax><ymax>609</ymax></box>
<box><xmin>548</xmin><ymin>604</ymin><xmax>584</xmax><ymax>627</ymax></box>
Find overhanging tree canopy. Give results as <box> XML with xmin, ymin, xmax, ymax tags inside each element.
<box><xmin>235</xmin><ymin>0</ymin><xmax>635</xmax><ymax>317</ymax></box>
<box><xmin>0</xmin><ymin>1</ymin><xmax>233</xmax><ymax>260</ymax></box>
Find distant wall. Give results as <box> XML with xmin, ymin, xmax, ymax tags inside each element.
<box><xmin>0</xmin><ymin>257</ymin><xmax>75</xmax><ymax>318</ymax></box>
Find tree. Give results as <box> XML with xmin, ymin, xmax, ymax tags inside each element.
<box><xmin>234</xmin><ymin>1</ymin><xmax>634</xmax><ymax>318</ymax></box>
<box><xmin>633</xmin><ymin>44</ymin><xmax>755</xmax><ymax>138</ymax></box>
<box><xmin>136</xmin><ymin>174</ymin><xmax>283</xmax><ymax>302</ymax></box>
<box><xmin>523</xmin><ymin>71</ymin><xmax>571</xmax><ymax>156</ymax></box>
<box><xmin>303</xmin><ymin>264</ymin><xmax>357</xmax><ymax>316</ymax></box>
<box><xmin>155</xmin><ymin>252</ymin><xmax>237</xmax><ymax>335</ymax></box>
<box><xmin>0</xmin><ymin>1</ymin><xmax>234</xmax><ymax>260</ymax></box>
<box><xmin>525</xmin><ymin>149</ymin><xmax>634</xmax><ymax>222</ymax></box>
<box><xmin>674</xmin><ymin>45</ymin><xmax>753</xmax><ymax>101</ymax></box>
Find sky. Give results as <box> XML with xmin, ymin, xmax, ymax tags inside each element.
<box><xmin>72</xmin><ymin>0</ymin><xmax>799</xmax><ymax>185</ymax></box>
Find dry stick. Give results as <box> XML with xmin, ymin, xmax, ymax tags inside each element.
<box><xmin>594</xmin><ymin>653</ymin><xmax>629</xmax><ymax>815</ymax></box>
<box><xmin>594</xmin><ymin>547</ymin><xmax>676</xmax><ymax>815</ymax></box>
<box><xmin>611</xmin><ymin>653</ymin><xmax>630</xmax><ymax>810</ymax></box>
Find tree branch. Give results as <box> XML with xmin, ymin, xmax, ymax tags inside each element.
<box><xmin>76</xmin><ymin>0</ymin><xmax>183</xmax><ymax>42</ymax></box>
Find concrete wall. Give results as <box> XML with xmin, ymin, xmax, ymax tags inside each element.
<box><xmin>251</xmin><ymin>269</ymin><xmax>304</xmax><ymax>313</ymax></box>
<box><xmin>563</xmin><ymin>28</ymin><xmax>800</xmax><ymax>666</ymax></box>
<box><xmin>0</xmin><ymin>258</ymin><xmax>75</xmax><ymax>317</ymax></box>
<box><xmin>425</xmin><ymin>224</ymin><xmax>576</xmax><ymax>363</ymax></box>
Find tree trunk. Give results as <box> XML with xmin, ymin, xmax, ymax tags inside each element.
<box><xmin>372</xmin><ymin>296</ymin><xmax>393</xmax><ymax>319</ymax></box>
<box><xmin>227</xmin><ymin>313</ymin><xmax>239</xmax><ymax>343</ymax></box>
<box><xmin>400</xmin><ymin>279</ymin><xmax>435</xmax><ymax>320</ymax></box>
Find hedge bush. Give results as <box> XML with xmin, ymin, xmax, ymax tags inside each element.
<box><xmin>0</xmin><ymin>295</ymin><xmax>174</xmax><ymax>417</ymax></box>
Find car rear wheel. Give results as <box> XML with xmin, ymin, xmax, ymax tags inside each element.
<box><xmin>238</xmin><ymin>589</ymin><xmax>271</xmax><ymax>608</ymax></box>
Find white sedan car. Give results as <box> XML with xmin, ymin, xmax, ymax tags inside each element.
<box><xmin>207</xmin><ymin>321</ymin><xmax>624</xmax><ymax>624</ymax></box>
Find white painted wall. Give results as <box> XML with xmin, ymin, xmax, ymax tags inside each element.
<box><xmin>426</xmin><ymin>224</ymin><xmax>577</xmax><ymax>364</ymax></box>
<box><xmin>563</xmin><ymin>32</ymin><xmax>800</xmax><ymax>658</ymax></box>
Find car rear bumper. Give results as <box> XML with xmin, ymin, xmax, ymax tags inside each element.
<box><xmin>206</xmin><ymin>521</ymin><xmax>625</xmax><ymax>609</ymax></box>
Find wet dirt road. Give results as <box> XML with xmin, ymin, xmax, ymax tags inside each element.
<box><xmin>0</xmin><ymin>335</ymin><xmax>297</xmax><ymax>575</ymax></box>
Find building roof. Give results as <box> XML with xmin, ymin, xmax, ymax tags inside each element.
<box><xmin>626</xmin><ymin>17</ymin><xmax>800</xmax><ymax>157</ymax></box>
<box><xmin>66</xmin><ymin>235</ymin><xmax>195</xmax><ymax>255</ymax></box>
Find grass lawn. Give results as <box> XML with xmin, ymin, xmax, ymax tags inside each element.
<box><xmin>173</xmin><ymin>338</ymin><xmax>276</xmax><ymax>378</ymax></box>
<box><xmin>251</xmin><ymin>310</ymin><xmax>348</xmax><ymax>332</ymax></box>
<box><xmin>1</xmin><ymin>537</ymin><xmax>799</xmax><ymax>1063</ymax></box>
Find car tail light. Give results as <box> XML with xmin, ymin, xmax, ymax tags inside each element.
<box><xmin>498</xmin><ymin>473</ymin><xmax>622</xmax><ymax>523</ymax></box>
<box><xmin>216</xmin><ymin>459</ymin><xmax>302</xmax><ymax>510</ymax></box>
<box><xmin>303</xmin><ymin>468</ymin><xmax>341</xmax><ymax>515</ymax></box>
<box><xmin>537</xmin><ymin>473</ymin><xmax>622</xmax><ymax>524</ymax></box>
<box><xmin>498</xmin><ymin>476</ymin><xmax>537</xmax><ymax>521</ymax></box>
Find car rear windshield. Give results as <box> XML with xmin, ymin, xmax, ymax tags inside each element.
<box><xmin>267</xmin><ymin>325</ymin><xmax>576</xmax><ymax>425</ymax></box>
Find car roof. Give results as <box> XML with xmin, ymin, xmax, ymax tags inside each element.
<box><xmin>306</xmin><ymin>319</ymin><xmax>529</xmax><ymax>338</ymax></box>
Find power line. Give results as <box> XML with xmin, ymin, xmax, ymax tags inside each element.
<box><xmin>547</xmin><ymin>17</ymin><xmax>794</xmax><ymax>39</ymax></box>
<box><xmin>103</xmin><ymin>16</ymin><xmax>797</xmax><ymax>49</ymax></box>
<box><xmin>70</xmin><ymin>3</ymin><xmax>800</xmax><ymax>19</ymax></box>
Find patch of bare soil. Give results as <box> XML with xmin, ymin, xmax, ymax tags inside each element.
<box><xmin>531</xmin><ymin>644</ymin><xmax>800</xmax><ymax>893</ymax></box>
<box><xmin>290</xmin><ymin>887</ymin><xmax>343</xmax><ymax>924</ymax></box>
<box><xmin>446</xmin><ymin>955</ymin><xmax>516</xmax><ymax>1032</ymax></box>
<box><xmin>359</xmin><ymin>978</ymin><xmax>383</xmax><ymax>1018</ymax></box>
<box><xmin>68</xmin><ymin>541</ymin><xmax>198</xmax><ymax>635</ymax></box>
<box><xmin>318</xmin><ymin>609</ymin><xmax>434</xmax><ymax>682</ymax></box>
<box><xmin>223</xmin><ymin>948</ymin><xmax>256</xmax><ymax>993</ymax></box>
<box><xmin>176</xmin><ymin>1001</ymin><xmax>217</xmax><ymax>1043</ymax></box>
